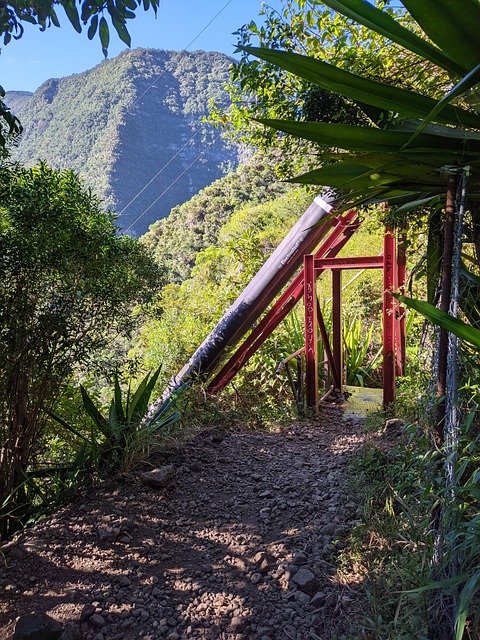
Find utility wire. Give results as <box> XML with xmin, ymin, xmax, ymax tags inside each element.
<box><xmin>124</xmin><ymin>131</ymin><xmax>223</xmax><ymax>233</ymax></box>
<box><xmin>120</xmin><ymin>0</ymin><xmax>234</xmax><ymax>228</ymax></box>
<box><xmin>119</xmin><ymin>129</ymin><xmax>200</xmax><ymax>215</ymax></box>
<box><xmin>126</xmin><ymin>0</ymin><xmax>234</xmax><ymax>115</ymax></box>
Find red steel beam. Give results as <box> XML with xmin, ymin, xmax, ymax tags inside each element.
<box><xmin>332</xmin><ymin>269</ymin><xmax>343</xmax><ymax>393</ymax></box>
<box><xmin>316</xmin><ymin>298</ymin><xmax>341</xmax><ymax>389</ymax></box>
<box><xmin>304</xmin><ymin>254</ymin><xmax>319</xmax><ymax>413</ymax></box>
<box><xmin>207</xmin><ymin>210</ymin><xmax>359</xmax><ymax>393</ymax></box>
<box><xmin>314</xmin><ymin>255</ymin><xmax>384</xmax><ymax>270</ymax></box>
<box><xmin>383</xmin><ymin>230</ymin><xmax>396</xmax><ymax>407</ymax></box>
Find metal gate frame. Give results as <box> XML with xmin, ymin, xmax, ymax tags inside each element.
<box><xmin>303</xmin><ymin>229</ymin><xmax>406</xmax><ymax>412</ymax></box>
<box><xmin>207</xmin><ymin>208</ymin><xmax>360</xmax><ymax>393</ymax></box>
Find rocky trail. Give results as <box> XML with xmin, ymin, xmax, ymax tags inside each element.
<box><xmin>0</xmin><ymin>406</ymin><xmax>379</xmax><ymax>640</ymax></box>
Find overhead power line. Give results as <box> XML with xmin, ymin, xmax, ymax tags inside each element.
<box><xmin>124</xmin><ymin>131</ymin><xmax>223</xmax><ymax>234</ymax></box>
<box><xmin>126</xmin><ymin>0</ymin><xmax>234</xmax><ymax>116</ymax></box>
<box><xmin>120</xmin><ymin>0</ymin><xmax>235</xmax><ymax>231</ymax></box>
<box><xmin>119</xmin><ymin>129</ymin><xmax>200</xmax><ymax>215</ymax></box>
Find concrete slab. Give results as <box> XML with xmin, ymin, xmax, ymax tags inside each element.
<box><xmin>342</xmin><ymin>386</ymin><xmax>383</xmax><ymax>419</ymax></box>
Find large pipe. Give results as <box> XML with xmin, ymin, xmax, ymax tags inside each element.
<box><xmin>152</xmin><ymin>193</ymin><xmax>335</xmax><ymax>409</ymax></box>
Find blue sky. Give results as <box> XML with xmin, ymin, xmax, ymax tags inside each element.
<box><xmin>1</xmin><ymin>0</ymin><xmax>277</xmax><ymax>92</ymax></box>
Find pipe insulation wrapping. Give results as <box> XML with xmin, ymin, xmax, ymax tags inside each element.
<box><xmin>152</xmin><ymin>192</ymin><xmax>335</xmax><ymax>409</ymax></box>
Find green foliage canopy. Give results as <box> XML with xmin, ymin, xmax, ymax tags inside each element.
<box><xmin>212</xmin><ymin>0</ymin><xmax>449</xmax><ymax>175</ymax></box>
<box><xmin>0</xmin><ymin>162</ymin><xmax>161</xmax><ymax>536</ymax></box>
<box><xmin>0</xmin><ymin>0</ymin><xmax>159</xmax><ymax>53</ymax></box>
<box><xmin>241</xmin><ymin>0</ymin><xmax>480</xmax><ymax>206</ymax></box>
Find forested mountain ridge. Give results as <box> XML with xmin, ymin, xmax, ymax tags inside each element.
<box><xmin>6</xmin><ymin>49</ymin><xmax>241</xmax><ymax>235</ymax></box>
<box><xmin>142</xmin><ymin>152</ymin><xmax>292</xmax><ymax>283</ymax></box>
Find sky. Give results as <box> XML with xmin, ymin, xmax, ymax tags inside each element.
<box><xmin>0</xmin><ymin>0</ymin><xmax>278</xmax><ymax>92</ymax></box>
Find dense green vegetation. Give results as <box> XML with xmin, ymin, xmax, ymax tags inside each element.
<box><xmin>6</xmin><ymin>48</ymin><xmax>240</xmax><ymax>235</ymax></box>
<box><xmin>0</xmin><ymin>0</ymin><xmax>479</xmax><ymax>637</ymax></box>
<box><xmin>135</xmin><ymin>155</ymin><xmax>386</xmax><ymax>425</ymax></box>
<box><xmin>137</xmin><ymin>186</ymin><xmax>312</xmax><ymax>382</ymax></box>
<box><xmin>0</xmin><ymin>162</ymin><xmax>162</xmax><ymax>537</ymax></box>
<box><xmin>142</xmin><ymin>151</ymin><xmax>293</xmax><ymax>282</ymax></box>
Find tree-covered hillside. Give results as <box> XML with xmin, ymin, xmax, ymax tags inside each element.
<box><xmin>142</xmin><ymin>152</ymin><xmax>292</xmax><ymax>282</ymax></box>
<box><xmin>6</xmin><ymin>49</ymin><xmax>241</xmax><ymax>235</ymax></box>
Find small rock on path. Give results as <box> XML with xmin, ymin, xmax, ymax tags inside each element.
<box><xmin>0</xmin><ymin>406</ymin><xmax>369</xmax><ymax>640</ymax></box>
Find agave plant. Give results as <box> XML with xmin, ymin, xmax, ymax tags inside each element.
<box><xmin>50</xmin><ymin>367</ymin><xmax>184</xmax><ymax>471</ymax></box>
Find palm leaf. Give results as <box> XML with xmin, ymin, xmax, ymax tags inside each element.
<box><xmin>242</xmin><ymin>46</ymin><xmax>480</xmax><ymax>129</ymax></box>
<box><xmin>393</xmin><ymin>195</ymin><xmax>441</xmax><ymax>214</ymax></box>
<box><xmin>402</xmin><ymin>0</ymin><xmax>480</xmax><ymax>72</ymax></box>
<box><xmin>108</xmin><ymin>400</ymin><xmax>121</xmax><ymax>441</ymax></box>
<box><xmin>149</xmin><ymin>382</ymin><xmax>188</xmax><ymax>428</ymax></box>
<box><xmin>256</xmin><ymin>119</ymin><xmax>480</xmax><ymax>155</ymax></box>
<box><xmin>332</xmin><ymin>187</ymin><xmax>424</xmax><ymax>213</ymax></box>
<box><xmin>321</xmin><ymin>0</ymin><xmax>464</xmax><ymax>76</ymax></box>
<box><xmin>151</xmin><ymin>409</ymin><xmax>180</xmax><ymax>431</ymax></box>
<box><xmin>80</xmin><ymin>385</ymin><xmax>109</xmax><ymax>434</ymax></box>
<box><xmin>394</xmin><ymin>294</ymin><xmax>480</xmax><ymax>349</ymax></box>
<box><xmin>460</xmin><ymin>266</ymin><xmax>480</xmax><ymax>286</ymax></box>
<box><xmin>289</xmin><ymin>161</ymin><xmax>447</xmax><ymax>191</ymax></box>
<box><xmin>405</xmin><ymin>62</ymin><xmax>480</xmax><ymax>146</ymax></box>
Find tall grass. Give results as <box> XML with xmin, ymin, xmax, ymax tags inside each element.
<box><xmin>340</xmin><ymin>394</ymin><xmax>480</xmax><ymax>640</ymax></box>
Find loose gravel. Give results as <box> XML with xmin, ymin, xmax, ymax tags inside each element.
<box><xmin>0</xmin><ymin>406</ymin><xmax>371</xmax><ymax>640</ymax></box>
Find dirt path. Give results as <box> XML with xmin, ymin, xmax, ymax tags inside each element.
<box><xmin>0</xmin><ymin>406</ymin><xmax>371</xmax><ymax>640</ymax></box>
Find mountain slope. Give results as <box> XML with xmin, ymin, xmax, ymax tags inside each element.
<box><xmin>6</xmin><ymin>49</ymin><xmax>240</xmax><ymax>235</ymax></box>
<box><xmin>142</xmin><ymin>152</ymin><xmax>293</xmax><ymax>282</ymax></box>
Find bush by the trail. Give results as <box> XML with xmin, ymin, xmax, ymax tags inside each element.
<box><xmin>0</xmin><ymin>162</ymin><xmax>162</xmax><ymax>538</ymax></box>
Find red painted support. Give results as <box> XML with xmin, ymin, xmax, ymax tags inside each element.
<box><xmin>383</xmin><ymin>231</ymin><xmax>396</xmax><ymax>407</ymax></box>
<box><xmin>314</xmin><ymin>255</ymin><xmax>384</xmax><ymax>270</ymax></box>
<box><xmin>396</xmin><ymin>234</ymin><xmax>407</xmax><ymax>376</ymax></box>
<box><xmin>332</xmin><ymin>269</ymin><xmax>343</xmax><ymax>392</ymax></box>
<box><xmin>316</xmin><ymin>298</ymin><xmax>341</xmax><ymax>389</ymax></box>
<box><xmin>304</xmin><ymin>254</ymin><xmax>319</xmax><ymax>413</ymax></box>
<box><xmin>207</xmin><ymin>210</ymin><xmax>359</xmax><ymax>393</ymax></box>
<box><xmin>209</xmin><ymin>217</ymin><xmax>403</xmax><ymax>410</ymax></box>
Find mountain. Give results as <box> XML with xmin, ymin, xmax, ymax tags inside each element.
<box><xmin>4</xmin><ymin>91</ymin><xmax>32</xmax><ymax>113</ymax></box>
<box><xmin>142</xmin><ymin>152</ymin><xmax>292</xmax><ymax>283</ymax></box>
<box><xmin>6</xmin><ymin>49</ymin><xmax>241</xmax><ymax>235</ymax></box>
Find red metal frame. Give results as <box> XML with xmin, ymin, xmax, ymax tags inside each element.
<box><xmin>304</xmin><ymin>254</ymin><xmax>319</xmax><ymax>414</ymax></box>
<box><xmin>207</xmin><ymin>212</ymin><xmax>404</xmax><ymax>411</ymax></box>
<box><xmin>303</xmin><ymin>230</ymin><xmax>401</xmax><ymax>411</ymax></box>
<box><xmin>314</xmin><ymin>256</ymin><xmax>384</xmax><ymax>270</ymax></box>
<box><xmin>383</xmin><ymin>230</ymin><xmax>397</xmax><ymax>407</ymax></box>
<box><xmin>332</xmin><ymin>269</ymin><xmax>343</xmax><ymax>394</ymax></box>
<box><xmin>207</xmin><ymin>209</ymin><xmax>359</xmax><ymax>393</ymax></box>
